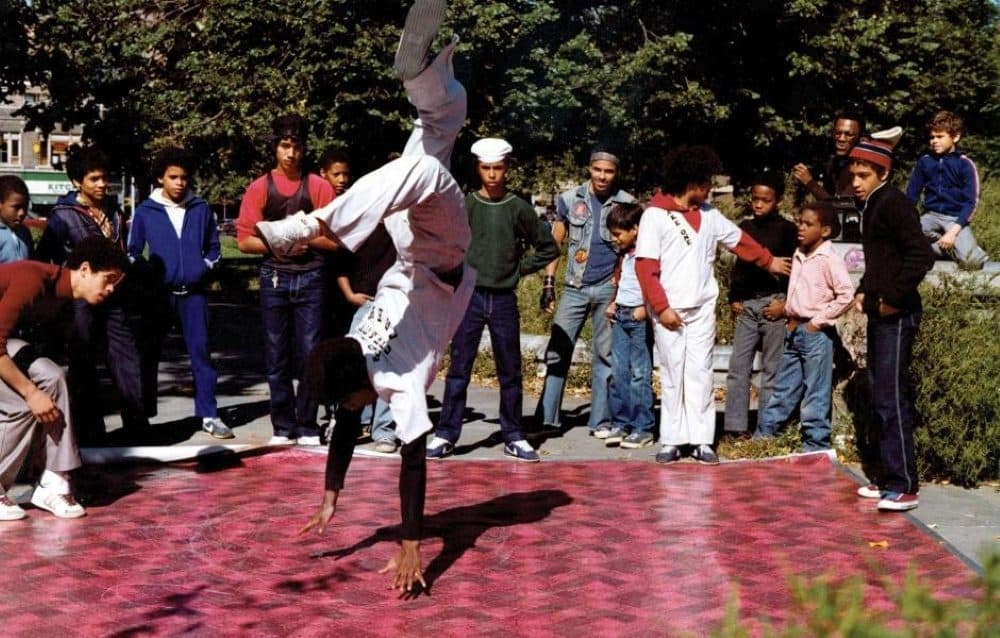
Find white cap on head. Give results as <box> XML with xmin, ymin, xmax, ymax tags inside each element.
<box><xmin>471</xmin><ymin>137</ymin><xmax>513</xmax><ymax>163</ymax></box>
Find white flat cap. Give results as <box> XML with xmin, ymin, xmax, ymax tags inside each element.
<box><xmin>471</xmin><ymin>137</ymin><xmax>513</xmax><ymax>163</ymax></box>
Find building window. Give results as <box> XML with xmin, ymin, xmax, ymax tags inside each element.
<box><xmin>1</xmin><ymin>134</ymin><xmax>20</xmax><ymax>166</ymax></box>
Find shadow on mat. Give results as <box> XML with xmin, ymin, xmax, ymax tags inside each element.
<box><xmin>282</xmin><ymin>489</ymin><xmax>573</xmax><ymax>595</ymax></box>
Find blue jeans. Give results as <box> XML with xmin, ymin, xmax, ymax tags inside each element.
<box><xmin>438</xmin><ymin>289</ymin><xmax>524</xmax><ymax>444</ymax></box>
<box><xmin>867</xmin><ymin>312</ymin><xmax>920</xmax><ymax>494</ymax></box>
<box><xmin>535</xmin><ymin>280</ymin><xmax>615</xmax><ymax>430</ymax></box>
<box><xmin>724</xmin><ymin>295</ymin><xmax>787</xmax><ymax>433</ymax></box>
<box><xmin>756</xmin><ymin>324</ymin><xmax>834</xmax><ymax>451</ymax></box>
<box><xmin>364</xmin><ymin>399</ymin><xmax>395</xmax><ymax>442</ymax></box>
<box><xmin>609</xmin><ymin>306</ymin><xmax>655</xmax><ymax>434</ymax></box>
<box><xmin>260</xmin><ymin>266</ymin><xmax>324</xmax><ymax>438</ymax></box>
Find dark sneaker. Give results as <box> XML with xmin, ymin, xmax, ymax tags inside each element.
<box><xmin>590</xmin><ymin>425</ymin><xmax>613</xmax><ymax>439</ymax></box>
<box><xmin>503</xmin><ymin>440</ymin><xmax>540</xmax><ymax>463</ymax></box>
<box><xmin>877</xmin><ymin>491</ymin><xmax>919</xmax><ymax>511</ymax></box>
<box><xmin>425</xmin><ymin>436</ymin><xmax>454</xmax><ymax>459</ymax></box>
<box><xmin>394</xmin><ymin>0</ymin><xmax>448</xmax><ymax>80</ymax></box>
<box><xmin>604</xmin><ymin>427</ymin><xmax>626</xmax><ymax>446</ymax></box>
<box><xmin>655</xmin><ymin>445</ymin><xmax>682</xmax><ymax>464</ymax></box>
<box><xmin>856</xmin><ymin>484</ymin><xmax>883</xmax><ymax>499</ymax></box>
<box><xmin>621</xmin><ymin>431</ymin><xmax>654</xmax><ymax>449</ymax></box>
<box><xmin>693</xmin><ymin>444</ymin><xmax>720</xmax><ymax>465</ymax></box>
<box><xmin>202</xmin><ymin>417</ymin><xmax>235</xmax><ymax>439</ymax></box>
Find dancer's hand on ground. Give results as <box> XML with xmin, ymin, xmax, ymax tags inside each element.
<box><xmin>658</xmin><ymin>308</ymin><xmax>682</xmax><ymax>331</ymax></box>
<box><xmin>380</xmin><ymin>539</ymin><xmax>426</xmax><ymax>593</ymax></box>
<box><xmin>298</xmin><ymin>489</ymin><xmax>339</xmax><ymax>535</ymax></box>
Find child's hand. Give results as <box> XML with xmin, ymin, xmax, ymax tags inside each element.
<box><xmin>937</xmin><ymin>224</ymin><xmax>961</xmax><ymax>251</ymax></box>
<box><xmin>658</xmin><ymin>308</ymin><xmax>682</xmax><ymax>330</ymax></box>
<box><xmin>604</xmin><ymin>302</ymin><xmax>617</xmax><ymax>322</ymax></box>
<box><xmin>632</xmin><ymin>306</ymin><xmax>648</xmax><ymax>322</ymax></box>
<box><xmin>762</xmin><ymin>298</ymin><xmax>785</xmax><ymax>320</ymax></box>
<box><xmin>347</xmin><ymin>292</ymin><xmax>373</xmax><ymax>307</ymax></box>
<box><xmin>854</xmin><ymin>293</ymin><xmax>865</xmax><ymax>313</ymax></box>
<box><xmin>878</xmin><ymin>301</ymin><xmax>900</xmax><ymax>317</ymax></box>
<box><xmin>730</xmin><ymin>301</ymin><xmax>744</xmax><ymax>318</ymax></box>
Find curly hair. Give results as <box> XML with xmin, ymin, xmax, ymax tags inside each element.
<box><xmin>65</xmin><ymin>145</ymin><xmax>110</xmax><ymax>183</ymax></box>
<box><xmin>150</xmin><ymin>147</ymin><xmax>197</xmax><ymax>180</ymax></box>
<box><xmin>661</xmin><ymin>145</ymin><xmax>723</xmax><ymax>195</ymax></box>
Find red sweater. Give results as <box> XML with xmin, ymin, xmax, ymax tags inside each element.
<box><xmin>636</xmin><ymin>194</ymin><xmax>773</xmax><ymax>314</ymax></box>
<box><xmin>0</xmin><ymin>261</ymin><xmax>73</xmax><ymax>352</ymax></box>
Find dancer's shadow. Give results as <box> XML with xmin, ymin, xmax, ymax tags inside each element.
<box><xmin>293</xmin><ymin>489</ymin><xmax>573</xmax><ymax>596</ymax></box>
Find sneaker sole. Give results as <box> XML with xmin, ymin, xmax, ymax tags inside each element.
<box><xmin>877</xmin><ymin>501</ymin><xmax>919</xmax><ymax>511</ymax></box>
<box><xmin>394</xmin><ymin>0</ymin><xmax>448</xmax><ymax>80</ymax></box>
<box><xmin>504</xmin><ymin>452</ymin><xmax>541</xmax><ymax>463</ymax></box>
<box><xmin>604</xmin><ymin>438</ymin><xmax>623</xmax><ymax>447</ymax></box>
<box><xmin>621</xmin><ymin>439</ymin><xmax>654</xmax><ymax>449</ymax></box>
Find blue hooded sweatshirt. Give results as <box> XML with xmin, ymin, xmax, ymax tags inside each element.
<box><xmin>127</xmin><ymin>189</ymin><xmax>220</xmax><ymax>287</ymax></box>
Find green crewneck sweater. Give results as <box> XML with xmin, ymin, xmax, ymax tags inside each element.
<box><xmin>463</xmin><ymin>192</ymin><xmax>559</xmax><ymax>290</ymax></box>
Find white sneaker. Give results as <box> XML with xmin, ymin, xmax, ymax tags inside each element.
<box><xmin>268</xmin><ymin>435</ymin><xmax>296</xmax><ymax>446</ymax></box>
<box><xmin>202</xmin><ymin>417</ymin><xmax>235</xmax><ymax>439</ymax></box>
<box><xmin>0</xmin><ymin>495</ymin><xmax>26</xmax><ymax>521</ymax></box>
<box><xmin>255</xmin><ymin>211</ymin><xmax>319</xmax><ymax>257</ymax></box>
<box><xmin>30</xmin><ymin>484</ymin><xmax>86</xmax><ymax>519</ymax></box>
<box><xmin>298</xmin><ymin>435</ymin><xmax>322</xmax><ymax>446</ymax></box>
<box><xmin>394</xmin><ymin>0</ymin><xmax>448</xmax><ymax>80</ymax></box>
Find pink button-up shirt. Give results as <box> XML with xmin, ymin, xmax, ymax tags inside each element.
<box><xmin>784</xmin><ymin>240</ymin><xmax>854</xmax><ymax>328</ymax></box>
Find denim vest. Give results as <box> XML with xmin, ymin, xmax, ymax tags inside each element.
<box><xmin>557</xmin><ymin>183</ymin><xmax>636</xmax><ymax>287</ymax></box>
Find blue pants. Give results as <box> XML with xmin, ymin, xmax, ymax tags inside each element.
<box><xmin>535</xmin><ymin>280</ymin><xmax>615</xmax><ymax>431</ymax></box>
<box><xmin>438</xmin><ymin>289</ymin><xmax>524</xmax><ymax>445</ymax></box>
<box><xmin>145</xmin><ymin>292</ymin><xmax>218</xmax><ymax>418</ymax></box>
<box><xmin>69</xmin><ymin>297</ymin><xmax>148</xmax><ymax>442</ymax></box>
<box><xmin>609</xmin><ymin>306</ymin><xmax>655</xmax><ymax>434</ymax></box>
<box><xmin>260</xmin><ymin>266</ymin><xmax>324</xmax><ymax>438</ymax></box>
<box><xmin>757</xmin><ymin>324</ymin><xmax>834</xmax><ymax>451</ymax></box>
<box><xmin>867</xmin><ymin>312</ymin><xmax>921</xmax><ymax>494</ymax></box>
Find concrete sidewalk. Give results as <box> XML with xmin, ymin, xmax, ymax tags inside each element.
<box><xmin>61</xmin><ymin>301</ymin><xmax>1000</xmax><ymax>572</ymax></box>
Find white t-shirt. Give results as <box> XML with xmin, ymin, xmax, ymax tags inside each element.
<box><xmin>635</xmin><ymin>205</ymin><xmax>742</xmax><ymax>309</ymax></box>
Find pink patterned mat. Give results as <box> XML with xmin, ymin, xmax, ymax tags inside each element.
<box><xmin>0</xmin><ymin>451</ymin><xmax>978</xmax><ymax>637</ymax></box>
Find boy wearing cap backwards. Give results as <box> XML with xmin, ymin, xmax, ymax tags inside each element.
<box><xmin>535</xmin><ymin>144</ymin><xmax>637</xmax><ymax>439</ymax></box>
<box><xmin>848</xmin><ymin>133</ymin><xmax>934</xmax><ymax>511</ymax></box>
<box><xmin>635</xmin><ymin>145</ymin><xmax>791</xmax><ymax>465</ymax></box>
<box><xmin>266</xmin><ymin>0</ymin><xmax>473</xmax><ymax>592</ymax></box>
<box><xmin>428</xmin><ymin>138</ymin><xmax>559</xmax><ymax>461</ymax></box>
<box><xmin>236</xmin><ymin>114</ymin><xmax>337</xmax><ymax>446</ymax></box>
<box><xmin>906</xmin><ymin>110</ymin><xmax>989</xmax><ymax>269</ymax></box>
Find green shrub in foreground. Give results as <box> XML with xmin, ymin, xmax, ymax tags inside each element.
<box><xmin>912</xmin><ymin>275</ymin><xmax>999</xmax><ymax>486</ymax></box>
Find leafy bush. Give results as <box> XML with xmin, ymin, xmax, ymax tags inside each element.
<box><xmin>711</xmin><ymin>551</ymin><xmax>999</xmax><ymax>637</ymax></box>
<box><xmin>911</xmin><ymin>274</ymin><xmax>999</xmax><ymax>486</ymax></box>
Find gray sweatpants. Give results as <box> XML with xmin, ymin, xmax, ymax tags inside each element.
<box><xmin>0</xmin><ymin>339</ymin><xmax>80</xmax><ymax>495</ymax></box>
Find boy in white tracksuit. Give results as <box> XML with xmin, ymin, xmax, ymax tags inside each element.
<box><xmin>635</xmin><ymin>146</ymin><xmax>790</xmax><ymax>465</ymax></box>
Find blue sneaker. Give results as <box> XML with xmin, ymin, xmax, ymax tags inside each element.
<box><xmin>425</xmin><ymin>436</ymin><xmax>454</xmax><ymax>459</ymax></box>
<box><xmin>503</xmin><ymin>440</ymin><xmax>540</xmax><ymax>463</ymax></box>
<box><xmin>604</xmin><ymin>427</ymin><xmax>626</xmax><ymax>446</ymax></box>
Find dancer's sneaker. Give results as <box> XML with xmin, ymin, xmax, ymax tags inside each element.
<box><xmin>394</xmin><ymin>0</ymin><xmax>448</xmax><ymax>81</ymax></box>
<box><xmin>31</xmin><ymin>485</ymin><xmax>86</xmax><ymax>519</ymax></box>
<box><xmin>255</xmin><ymin>211</ymin><xmax>319</xmax><ymax>258</ymax></box>
<box><xmin>0</xmin><ymin>495</ymin><xmax>26</xmax><ymax>521</ymax></box>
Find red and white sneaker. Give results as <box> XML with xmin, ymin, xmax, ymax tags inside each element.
<box><xmin>877</xmin><ymin>491</ymin><xmax>919</xmax><ymax>512</ymax></box>
<box><xmin>31</xmin><ymin>484</ymin><xmax>86</xmax><ymax>519</ymax></box>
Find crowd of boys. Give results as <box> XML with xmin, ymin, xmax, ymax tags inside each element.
<box><xmin>0</xmin><ymin>0</ymin><xmax>990</xmax><ymax>591</ymax></box>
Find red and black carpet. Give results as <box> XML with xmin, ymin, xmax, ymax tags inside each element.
<box><xmin>0</xmin><ymin>451</ymin><xmax>979</xmax><ymax>636</ymax></box>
